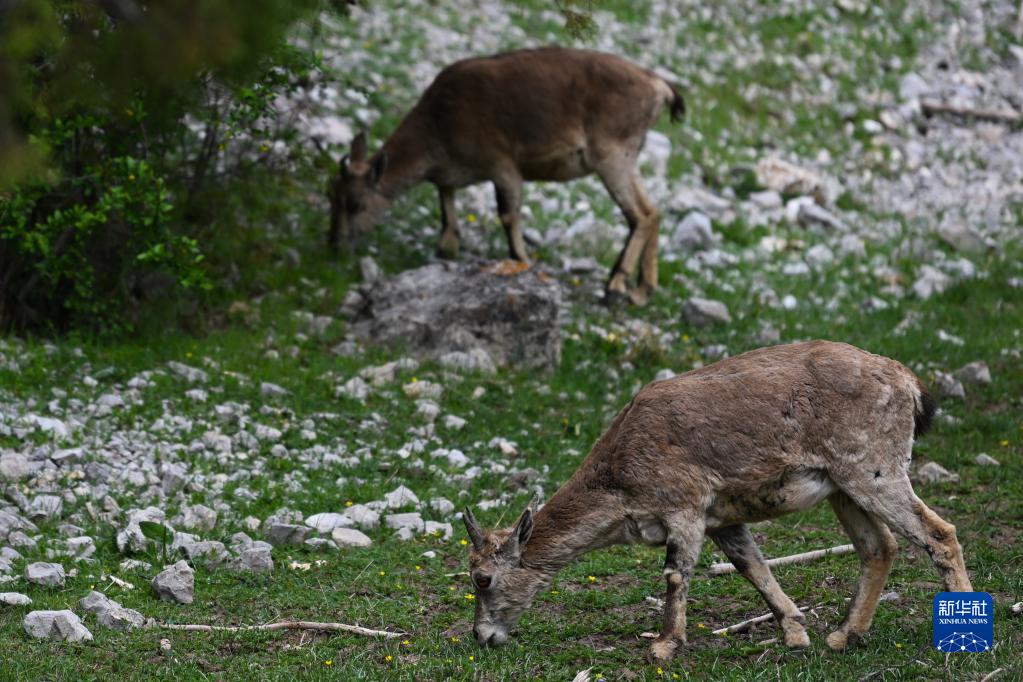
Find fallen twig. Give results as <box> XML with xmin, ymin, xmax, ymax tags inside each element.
<box><xmin>157</xmin><ymin>620</ymin><xmax>404</xmax><ymax>639</ymax></box>
<box><xmin>712</xmin><ymin>605</ymin><xmax>810</xmax><ymax>636</ymax></box>
<box><xmin>980</xmin><ymin>668</ymin><xmax>1005</xmax><ymax>682</ymax></box>
<box><xmin>920</xmin><ymin>99</ymin><xmax>1022</xmax><ymax>125</ymax></box>
<box><xmin>571</xmin><ymin>668</ymin><xmax>592</xmax><ymax>682</ymax></box>
<box><xmin>709</xmin><ymin>544</ymin><xmax>855</xmax><ymax>576</ymax></box>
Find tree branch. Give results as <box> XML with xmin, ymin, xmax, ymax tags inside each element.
<box><xmin>157</xmin><ymin>620</ymin><xmax>404</xmax><ymax>639</ymax></box>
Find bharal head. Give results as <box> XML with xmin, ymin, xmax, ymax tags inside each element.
<box><xmin>462</xmin><ymin>495</ymin><xmax>549</xmax><ymax>647</ymax></box>
<box><xmin>327</xmin><ymin>131</ymin><xmax>389</xmax><ymax>251</ymax></box>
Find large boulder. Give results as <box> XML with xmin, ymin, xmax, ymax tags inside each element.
<box><xmin>345</xmin><ymin>260</ymin><xmax>563</xmax><ymax>371</ymax></box>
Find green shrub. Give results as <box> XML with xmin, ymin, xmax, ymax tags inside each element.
<box><xmin>0</xmin><ymin>0</ymin><xmax>333</xmax><ymax>333</ymax></box>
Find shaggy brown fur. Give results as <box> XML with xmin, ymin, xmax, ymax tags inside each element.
<box><xmin>463</xmin><ymin>340</ymin><xmax>972</xmax><ymax>662</ymax></box>
<box><xmin>327</xmin><ymin>46</ymin><xmax>684</xmax><ymax>305</ymax></box>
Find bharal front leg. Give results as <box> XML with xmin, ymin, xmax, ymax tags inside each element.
<box><xmin>650</xmin><ymin>512</ymin><xmax>705</xmax><ymax>663</ymax></box>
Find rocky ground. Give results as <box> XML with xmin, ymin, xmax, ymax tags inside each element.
<box><xmin>1</xmin><ymin>1</ymin><xmax>1021</xmax><ymax>679</ymax></box>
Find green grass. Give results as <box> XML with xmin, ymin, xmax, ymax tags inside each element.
<box><xmin>2</xmin><ymin>0</ymin><xmax>1022</xmax><ymax>680</ymax></box>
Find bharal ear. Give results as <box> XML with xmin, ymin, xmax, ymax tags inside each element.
<box><xmin>501</xmin><ymin>504</ymin><xmax>534</xmax><ymax>559</ymax></box>
<box><xmin>369</xmin><ymin>152</ymin><xmax>387</xmax><ymax>186</ymax></box>
<box><xmin>528</xmin><ymin>492</ymin><xmax>542</xmax><ymax>515</ymax></box>
<box><xmin>351</xmin><ymin>131</ymin><xmax>368</xmax><ymax>162</ymax></box>
<box><xmin>463</xmin><ymin>507</ymin><xmax>484</xmax><ymax>550</ymax></box>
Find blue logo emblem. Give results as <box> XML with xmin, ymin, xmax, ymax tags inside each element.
<box><xmin>933</xmin><ymin>592</ymin><xmax>993</xmax><ymax>652</ymax></box>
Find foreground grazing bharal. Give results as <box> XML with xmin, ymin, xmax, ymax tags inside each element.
<box><xmin>327</xmin><ymin>46</ymin><xmax>684</xmax><ymax>305</ymax></box>
<box><xmin>462</xmin><ymin>341</ymin><xmax>973</xmax><ymax>662</ymax></box>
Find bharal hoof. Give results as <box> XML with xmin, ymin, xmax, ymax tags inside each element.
<box><xmin>784</xmin><ymin>628</ymin><xmax>811</xmax><ymax>649</ymax></box>
<box><xmin>628</xmin><ymin>285</ymin><xmax>652</xmax><ymax>307</ymax></box>
<box><xmin>825</xmin><ymin>630</ymin><xmax>855</xmax><ymax>651</ymax></box>
<box><xmin>647</xmin><ymin>638</ymin><xmax>680</xmax><ymax>663</ymax></box>
<box><xmin>436</xmin><ymin>238</ymin><xmax>459</xmax><ymax>260</ymax></box>
<box><xmin>603</xmin><ymin>288</ymin><xmax>629</xmax><ymax>307</ymax></box>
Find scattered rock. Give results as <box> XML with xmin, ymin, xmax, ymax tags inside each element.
<box><xmin>347</xmin><ymin>261</ymin><xmax>562</xmax><ymax>371</ymax></box>
<box><xmin>231</xmin><ymin>546</ymin><xmax>273</xmax><ymax>574</ymax></box>
<box><xmin>337</xmin><ymin>376</ymin><xmax>370</xmax><ymax>401</ymax></box>
<box><xmin>97</xmin><ymin>605</ymin><xmax>147</xmax><ymax>633</ymax></box>
<box><xmin>932</xmin><ymin>371</ymin><xmax>966</xmax><ymax>399</ymax></box>
<box><xmin>23</xmin><ymin>610</ymin><xmax>93</xmax><ymax>642</ymax></box>
<box><xmin>749</xmin><ymin>190</ymin><xmax>783</xmax><ymax>210</ymax></box>
<box><xmin>67</xmin><ymin>536</ymin><xmax>97</xmax><ymax>559</ymax></box>
<box><xmin>180</xmin><ymin>541</ymin><xmax>230</xmax><ymax>568</ymax></box>
<box><xmin>384</xmin><ymin>485</ymin><xmax>419</xmax><ymax>509</ymax></box>
<box><xmin>796</xmin><ymin>202</ymin><xmax>848</xmax><ymax>232</ymax></box>
<box><xmin>755</xmin><ymin>157</ymin><xmax>831</xmax><ymax>204</ymax></box>
<box><xmin>360</xmin><ymin>256</ymin><xmax>382</xmax><ymax>284</ymax></box>
<box><xmin>79</xmin><ymin>590</ymin><xmax>118</xmax><ymax>614</ymax></box>
<box><xmin>304</xmin><ymin>513</ymin><xmax>354</xmax><ymax>534</ymax></box>
<box><xmin>424</xmin><ymin>521</ymin><xmax>453</xmax><ymax>539</ymax></box>
<box><xmin>653</xmin><ymin>369</ymin><xmax>676</xmax><ymax>382</ymax></box>
<box><xmin>955</xmin><ymin>361</ymin><xmax>991</xmax><ymax>386</ymax></box>
<box><xmin>151</xmin><ymin>560</ymin><xmax>194</xmax><ymax>604</ymax></box>
<box><xmin>915</xmin><ymin>461</ymin><xmax>959</xmax><ymax>485</ymax></box>
<box><xmin>265</xmin><ymin>523</ymin><xmax>311</xmax><ymax>547</ymax></box>
<box><xmin>443</xmin><ymin>415</ymin><xmax>467</xmax><ymax>431</ymax></box>
<box><xmin>430</xmin><ymin>498</ymin><xmax>455</xmax><ymax>515</ymax></box>
<box><xmin>384</xmin><ymin>513</ymin><xmax>425</xmax><ymax>532</ymax></box>
<box><xmin>0</xmin><ymin>452</ymin><xmax>38</xmax><ymax>481</ymax></box>
<box><xmin>331</xmin><ymin>527</ymin><xmax>372</xmax><ymax>549</ymax></box>
<box><xmin>116</xmin><ymin>507</ymin><xmax>168</xmax><ymax>554</ymax></box>
<box><xmin>167</xmin><ymin>361</ymin><xmax>208</xmax><ymax>384</ymax></box>
<box><xmin>912</xmin><ymin>265</ymin><xmax>950</xmax><ymax>300</ymax></box>
<box><xmin>438</xmin><ymin>348</ymin><xmax>498</xmax><ymax>375</ymax></box>
<box><xmin>173</xmin><ymin>504</ymin><xmax>218</xmax><ymax>533</ymax></box>
<box><xmin>670</xmin><ymin>211</ymin><xmax>719</xmax><ymax>252</ymax></box>
<box><xmin>260</xmin><ymin>382</ymin><xmax>289</xmax><ymax>398</ymax></box>
<box><xmin>25</xmin><ymin>562</ymin><xmax>65</xmax><ymax>587</ymax></box>
<box><xmin>937</xmin><ymin>224</ymin><xmax>991</xmax><ymax>255</ymax></box>
<box><xmin>683</xmin><ymin>298</ymin><xmax>732</xmax><ymax>326</ymax></box>
<box><xmin>0</xmin><ymin>592</ymin><xmax>31</xmax><ymax>606</ymax></box>
<box><xmin>401</xmin><ymin>380</ymin><xmax>443</xmax><ymax>400</ymax></box>
<box><xmin>344</xmin><ymin>504</ymin><xmax>380</xmax><ymax>531</ymax></box>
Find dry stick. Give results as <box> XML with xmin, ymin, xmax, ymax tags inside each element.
<box><xmin>712</xmin><ymin>605</ymin><xmax>810</xmax><ymax>636</ymax></box>
<box><xmin>980</xmin><ymin>669</ymin><xmax>1005</xmax><ymax>682</ymax></box>
<box><xmin>920</xmin><ymin>99</ymin><xmax>1022</xmax><ymax>125</ymax></box>
<box><xmin>708</xmin><ymin>544</ymin><xmax>855</xmax><ymax>576</ymax></box>
<box><xmin>158</xmin><ymin>620</ymin><xmax>404</xmax><ymax>639</ymax></box>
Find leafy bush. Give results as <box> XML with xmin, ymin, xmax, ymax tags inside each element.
<box><xmin>0</xmin><ymin>0</ymin><xmax>335</xmax><ymax>333</ymax></box>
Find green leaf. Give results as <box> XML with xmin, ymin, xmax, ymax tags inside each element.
<box><xmin>138</xmin><ymin>521</ymin><xmax>170</xmax><ymax>543</ymax></box>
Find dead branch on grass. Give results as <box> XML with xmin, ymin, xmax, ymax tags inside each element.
<box><xmin>708</xmin><ymin>544</ymin><xmax>855</xmax><ymax>576</ymax></box>
<box><xmin>157</xmin><ymin>620</ymin><xmax>404</xmax><ymax>639</ymax></box>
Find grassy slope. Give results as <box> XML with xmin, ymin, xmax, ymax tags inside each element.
<box><xmin>2</xmin><ymin>1</ymin><xmax>1022</xmax><ymax>680</ymax></box>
